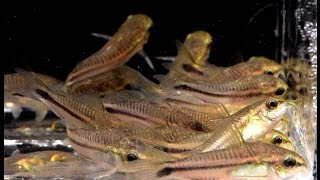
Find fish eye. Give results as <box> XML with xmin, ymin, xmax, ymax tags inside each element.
<box><xmin>273</xmin><ymin>136</ymin><xmax>283</xmax><ymax>145</ymax></box>
<box><xmin>299</xmin><ymin>87</ymin><xmax>308</xmax><ymax>95</ymax></box>
<box><xmin>284</xmin><ymin>158</ymin><xmax>296</xmax><ymax>167</ymax></box>
<box><xmin>267</xmin><ymin>99</ymin><xmax>278</xmax><ymax>109</ymax></box>
<box><xmin>127</xmin><ymin>152</ymin><xmax>138</xmax><ymax>161</ymax></box>
<box><xmin>264</xmin><ymin>70</ymin><xmax>274</xmax><ymax>75</ymax></box>
<box><xmin>275</xmin><ymin>88</ymin><xmax>285</xmax><ymax>95</ymax></box>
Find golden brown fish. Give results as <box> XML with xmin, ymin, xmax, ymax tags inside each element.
<box><xmin>66</xmin><ymin>14</ymin><xmax>153</xmax><ymax>89</ymax></box>
<box><xmin>123</xmin><ymin>142</ymin><xmax>307</xmax><ymax>180</ymax></box>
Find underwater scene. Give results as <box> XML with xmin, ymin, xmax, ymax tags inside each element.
<box><xmin>5</xmin><ymin>1</ymin><xmax>317</xmax><ymax>179</ymax></box>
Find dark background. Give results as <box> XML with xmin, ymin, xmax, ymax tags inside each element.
<box><xmin>6</xmin><ymin>0</ymin><xmax>299</xmax><ymax>81</ymax></box>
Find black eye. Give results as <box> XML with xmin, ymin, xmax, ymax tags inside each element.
<box><xmin>127</xmin><ymin>153</ymin><xmax>138</xmax><ymax>161</ymax></box>
<box><xmin>299</xmin><ymin>88</ymin><xmax>307</xmax><ymax>95</ymax></box>
<box><xmin>267</xmin><ymin>99</ymin><xmax>278</xmax><ymax>109</ymax></box>
<box><xmin>284</xmin><ymin>158</ymin><xmax>296</xmax><ymax>167</ymax></box>
<box><xmin>264</xmin><ymin>70</ymin><xmax>274</xmax><ymax>75</ymax></box>
<box><xmin>273</xmin><ymin>136</ymin><xmax>283</xmax><ymax>145</ymax></box>
<box><xmin>275</xmin><ymin>88</ymin><xmax>285</xmax><ymax>95</ymax></box>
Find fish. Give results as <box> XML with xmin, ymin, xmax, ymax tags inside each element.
<box><xmin>4</xmin><ymin>72</ymin><xmax>63</xmax><ymax>122</ymax></box>
<box><xmin>67</xmin><ymin>66</ymin><xmax>163</xmax><ymax>98</ymax></box>
<box><xmin>66</xmin><ymin>14</ymin><xmax>153</xmax><ymax>88</ymax></box>
<box><xmin>206</xmin><ymin>56</ymin><xmax>284</xmax><ymax>83</ymax></box>
<box><xmin>190</xmin><ymin>97</ymin><xmax>298</xmax><ymax>152</ymax></box>
<box><xmin>66</xmin><ymin>127</ymin><xmax>177</xmax><ymax>166</ymax></box>
<box><xmin>164</xmin><ymin>98</ymin><xmax>230</xmax><ymax>124</ymax></box>
<box><xmin>183</xmin><ymin>30</ymin><xmax>212</xmax><ymax>66</ymax></box>
<box><xmin>161</xmin><ymin>73</ymin><xmax>288</xmax><ymax>114</ymax></box>
<box><xmin>155</xmin><ymin>30</ymin><xmax>212</xmax><ymax>66</ymax></box>
<box><xmin>14</xmin><ymin>68</ymin><xmax>115</xmax><ymax>130</ymax></box>
<box><xmin>101</xmin><ymin>97</ymin><xmax>210</xmax><ymax>132</ymax></box>
<box><xmin>123</xmin><ymin>142</ymin><xmax>307</xmax><ymax>180</ymax></box>
<box><xmin>159</xmin><ymin>50</ymin><xmax>283</xmax><ymax>84</ymax></box>
<box><xmin>154</xmin><ymin>97</ymin><xmax>296</xmax><ymax>158</ymax></box>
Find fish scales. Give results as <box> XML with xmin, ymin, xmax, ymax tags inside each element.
<box><xmin>66</xmin><ymin>14</ymin><xmax>152</xmax><ymax>86</ymax></box>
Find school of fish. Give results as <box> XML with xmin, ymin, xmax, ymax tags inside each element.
<box><xmin>4</xmin><ymin>14</ymin><xmax>315</xmax><ymax>180</ymax></box>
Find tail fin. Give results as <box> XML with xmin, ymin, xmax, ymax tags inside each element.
<box><xmin>14</xmin><ymin>68</ymin><xmax>51</xmax><ymax>99</ymax></box>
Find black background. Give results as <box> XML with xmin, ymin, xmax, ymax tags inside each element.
<box><xmin>6</xmin><ymin>0</ymin><xmax>298</xmax><ymax>81</ymax></box>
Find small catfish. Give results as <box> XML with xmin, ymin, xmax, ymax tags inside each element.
<box><xmin>66</xmin><ymin>127</ymin><xmax>176</xmax><ymax>167</ymax></box>
<box><xmin>66</xmin><ymin>14</ymin><xmax>154</xmax><ymax>88</ymax></box>
<box><xmin>101</xmin><ymin>96</ymin><xmax>210</xmax><ymax>132</ymax></box>
<box><xmin>67</xmin><ymin>66</ymin><xmax>162</xmax><ymax>98</ymax></box>
<box><xmin>122</xmin><ymin>142</ymin><xmax>307</xmax><ymax>180</ymax></box>
<box><xmin>206</xmin><ymin>56</ymin><xmax>284</xmax><ymax>83</ymax></box>
<box><xmin>155</xmin><ymin>30</ymin><xmax>212</xmax><ymax>66</ymax></box>
<box><xmin>159</xmin><ymin>73</ymin><xmax>288</xmax><ymax>114</ymax></box>
<box><xmin>15</xmin><ymin>68</ymin><xmax>114</xmax><ymax>130</ymax></box>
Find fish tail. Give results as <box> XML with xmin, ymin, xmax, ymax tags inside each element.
<box><xmin>14</xmin><ymin>68</ymin><xmax>51</xmax><ymax>97</ymax></box>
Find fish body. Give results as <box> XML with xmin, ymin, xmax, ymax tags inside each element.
<box><xmin>164</xmin><ymin>74</ymin><xmax>288</xmax><ymax>114</ymax></box>
<box><xmin>67</xmin><ymin>128</ymin><xmax>176</xmax><ymax>165</ymax></box>
<box><xmin>206</xmin><ymin>56</ymin><xmax>283</xmax><ymax>83</ymax></box>
<box><xmin>14</xmin><ymin>69</ymin><xmax>115</xmax><ymax>130</ymax></box>
<box><xmin>102</xmin><ymin>98</ymin><xmax>209</xmax><ymax>132</ymax></box>
<box><xmin>68</xmin><ymin>66</ymin><xmax>162</xmax><ymax>98</ymax></box>
<box><xmin>125</xmin><ymin>142</ymin><xmax>306</xmax><ymax>180</ymax></box>
<box><xmin>66</xmin><ymin>14</ymin><xmax>153</xmax><ymax>88</ymax></box>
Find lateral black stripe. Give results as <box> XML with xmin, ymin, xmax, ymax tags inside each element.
<box><xmin>35</xmin><ymin>89</ymin><xmax>88</xmax><ymax>124</ymax></box>
<box><xmin>105</xmin><ymin>107</ymin><xmax>148</xmax><ymax>121</ymax></box>
<box><xmin>156</xmin><ymin>160</ymin><xmax>256</xmax><ymax>177</ymax></box>
<box><xmin>155</xmin><ymin>146</ymin><xmax>191</xmax><ymax>154</ymax></box>
<box><xmin>174</xmin><ymin>85</ymin><xmax>267</xmax><ymax>97</ymax></box>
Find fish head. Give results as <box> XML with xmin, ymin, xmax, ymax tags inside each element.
<box><xmin>127</xmin><ymin>14</ymin><xmax>153</xmax><ymax>31</ymax></box>
<box><xmin>126</xmin><ymin>14</ymin><xmax>153</xmax><ymax>47</ymax></box>
<box><xmin>255</xmin><ymin>75</ymin><xmax>288</xmax><ymax>96</ymax></box>
<box><xmin>257</xmin><ymin>97</ymin><xmax>298</xmax><ymax>122</ymax></box>
<box><xmin>184</xmin><ymin>30</ymin><xmax>212</xmax><ymax>66</ymax></box>
<box><xmin>272</xmin><ymin>151</ymin><xmax>307</xmax><ymax>178</ymax></box>
<box><xmin>119</xmin><ymin>138</ymin><xmax>175</xmax><ymax>162</ymax></box>
<box><xmin>255</xmin><ymin>143</ymin><xmax>307</xmax><ymax>179</ymax></box>
<box><xmin>247</xmin><ymin>56</ymin><xmax>283</xmax><ymax>77</ymax></box>
<box><xmin>242</xmin><ymin>97</ymin><xmax>296</xmax><ymax>140</ymax></box>
<box><xmin>262</xmin><ymin>130</ymin><xmax>294</xmax><ymax>151</ymax></box>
